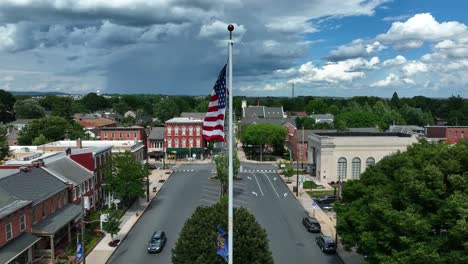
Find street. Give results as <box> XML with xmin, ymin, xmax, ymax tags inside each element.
<box><xmin>107</xmin><ymin>162</ymin><xmax>342</xmax><ymax>264</ymax></box>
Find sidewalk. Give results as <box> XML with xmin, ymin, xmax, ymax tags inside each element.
<box><xmin>85</xmin><ymin>168</ymin><xmax>173</xmax><ymax>264</ymax></box>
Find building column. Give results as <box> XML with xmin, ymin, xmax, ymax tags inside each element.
<box><xmin>28</xmin><ymin>247</ymin><xmax>32</xmax><ymax>263</ymax></box>
<box><xmin>50</xmin><ymin>235</ymin><xmax>55</xmax><ymax>263</ymax></box>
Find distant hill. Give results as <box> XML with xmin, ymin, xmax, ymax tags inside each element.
<box><xmin>9</xmin><ymin>91</ymin><xmax>70</xmax><ymax>96</ymax></box>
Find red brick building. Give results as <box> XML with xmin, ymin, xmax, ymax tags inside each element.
<box><xmin>426</xmin><ymin>126</ymin><xmax>468</xmax><ymax>144</ymax></box>
<box><xmin>164</xmin><ymin>117</ymin><xmax>205</xmax><ymax>160</ymax></box>
<box><xmin>100</xmin><ymin>126</ymin><xmax>148</xmax><ymax>158</ymax></box>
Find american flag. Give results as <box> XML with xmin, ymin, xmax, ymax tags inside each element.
<box><xmin>203</xmin><ymin>65</ymin><xmax>227</xmax><ymax>141</ymax></box>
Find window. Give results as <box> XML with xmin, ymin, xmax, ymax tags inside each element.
<box><xmin>59</xmin><ymin>193</ymin><xmax>63</xmax><ymax>208</ymax></box>
<box><xmin>196</xmin><ymin>127</ymin><xmax>201</xmax><ymax>136</ymax></box>
<box><xmin>51</xmin><ymin>197</ymin><xmax>55</xmax><ymax>212</ymax></box>
<box><xmin>127</xmin><ymin>132</ymin><xmax>130</xmax><ymax>138</ymax></box>
<box><xmin>462</xmin><ymin>131</ymin><xmax>465</xmax><ymax>138</ymax></box>
<box><xmin>448</xmin><ymin>131</ymin><xmax>451</xmax><ymax>138</ymax></box>
<box><xmin>85</xmin><ymin>181</ymin><xmax>89</xmax><ymax>192</ymax></box>
<box><xmin>366</xmin><ymin>157</ymin><xmax>375</xmax><ymax>167</ymax></box>
<box><xmin>111</xmin><ymin>132</ymin><xmax>115</xmax><ymax>138</ymax></box>
<box><xmin>196</xmin><ymin>138</ymin><xmax>201</xmax><ymax>147</ymax></box>
<box><xmin>32</xmin><ymin>207</ymin><xmax>37</xmax><ymax>223</ymax></box>
<box><xmin>182</xmin><ymin>138</ymin><xmax>186</xmax><ymax>148</ymax></box>
<box><xmin>168</xmin><ymin>139</ymin><xmax>172</xmax><ymax>148</ymax></box>
<box><xmin>175</xmin><ymin>139</ymin><xmax>179</xmax><ymax>148</ymax></box>
<box><xmin>454</xmin><ymin>131</ymin><xmax>458</xmax><ymax>138</ymax></box>
<box><xmin>189</xmin><ymin>127</ymin><xmax>193</xmax><ymax>136</ymax></box>
<box><xmin>167</xmin><ymin>127</ymin><xmax>172</xmax><ymax>136</ymax></box>
<box><xmin>337</xmin><ymin>158</ymin><xmax>347</xmax><ymax>180</ymax></box>
<box><xmin>42</xmin><ymin>202</ymin><xmax>46</xmax><ymax>217</ymax></box>
<box><xmin>182</xmin><ymin>126</ymin><xmax>186</xmax><ymax>136</ymax></box>
<box><xmin>134</xmin><ymin>132</ymin><xmax>137</xmax><ymax>138</ymax></box>
<box><xmin>189</xmin><ymin>139</ymin><xmax>193</xmax><ymax>148</ymax></box>
<box><xmin>5</xmin><ymin>223</ymin><xmax>12</xmax><ymax>241</ymax></box>
<box><xmin>20</xmin><ymin>215</ymin><xmax>26</xmax><ymax>232</ymax></box>
<box><xmin>119</xmin><ymin>132</ymin><xmax>123</xmax><ymax>138</ymax></box>
<box><xmin>352</xmin><ymin>158</ymin><xmax>361</xmax><ymax>179</ymax></box>
<box><xmin>104</xmin><ymin>132</ymin><xmax>108</xmax><ymax>139</ymax></box>
<box><xmin>175</xmin><ymin>127</ymin><xmax>179</xmax><ymax>136</ymax></box>
<box><xmin>64</xmin><ymin>192</ymin><xmax>68</xmax><ymax>204</ymax></box>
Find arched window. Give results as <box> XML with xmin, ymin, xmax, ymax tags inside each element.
<box><xmin>189</xmin><ymin>127</ymin><xmax>193</xmax><ymax>136</ymax></box>
<box><xmin>167</xmin><ymin>127</ymin><xmax>172</xmax><ymax>136</ymax></box>
<box><xmin>352</xmin><ymin>158</ymin><xmax>361</xmax><ymax>179</ymax></box>
<box><xmin>182</xmin><ymin>126</ymin><xmax>186</xmax><ymax>136</ymax></box>
<box><xmin>337</xmin><ymin>158</ymin><xmax>347</xmax><ymax>181</ymax></box>
<box><xmin>366</xmin><ymin>157</ymin><xmax>375</xmax><ymax>167</ymax></box>
<box><xmin>182</xmin><ymin>138</ymin><xmax>186</xmax><ymax>148</ymax></box>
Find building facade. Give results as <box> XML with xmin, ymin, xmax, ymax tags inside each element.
<box><xmin>100</xmin><ymin>126</ymin><xmax>148</xmax><ymax>158</ymax></box>
<box><xmin>307</xmin><ymin>132</ymin><xmax>418</xmax><ymax>183</ymax></box>
<box><xmin>426</xmin><ymin>126</ymin><xmax>468</xmax><ymax>144</ymax></box>
<box><xmin>164</xmin><ymin>118</ymin><xmax>205</xmax><ymax>160</ymax></box>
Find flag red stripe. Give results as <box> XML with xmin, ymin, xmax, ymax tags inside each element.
<box><xmin>207</xmin><ymin>105</ymin><xmax>219</xmax><ymax>112</ymax></box>
<box><xmin>204</xmin><ymin>114</ymin><xmax>225</xmax><ymax>122</ymax></box>
<box><xmin>202</xmin><ymin>125</ymin><xmax>224</xmax><ymax>131</ymax></box>
<box><xmin>203</xmin><ymin>135</ymin><xmax>225</xmax><ymax>141</ymax></box>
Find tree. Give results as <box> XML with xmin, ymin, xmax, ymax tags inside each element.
<box><xmin>80</xmin><ymin>93</ymin><xmax>110</xmax><ymax>112</ymax></box>
<box><xmin>105</xmin><ymin>151</ymin><xmax>147</xmax><ymax>205</ymax></box>
<box><xmin>153</xmin><ymin>97</ymin><xmax>180</xmax><ymax>123</ymax></box>
<box><xmin>17</xmin><ymin>116</ymin><xmax>85</xmax><ymax>145</ymax></box>
<box><xmin>335</xmin><ymin>111</ymin><xmax>382</xmax><ymax>129</ymax></box>
<box><xmin>39</xmin><ymin>95</ymin><xmax>73</xmax><ymax>120</ymax></box>
<box><xmin>240</xmin><ymin>123</ymin><xmax>287</xmax><ymax>155</ymax></box>
<box><xmin>336</xmin><ymin>140</ymin><xmax>468</xmax><ymax>264</ymax></box>
<box><xmin>0</xmin><ymin>126</ymin><xmax>10</xmax><ymax>163</ymax></box>
<box><xmin>13</xmin><ymin>99</ymin><xmax>46</xmax><ymax>119</ymax></box>
<box><xmin>102</xmin><ymin>210</ymin><xmax>121</xmax><ymax>242</ymax></box>
<box><xmin>214</xmin><ymin>152</ymin><xmax>240</xmax><ymax>197</ymax></box>
<box><xmin>172</xmin><ymin>199</ymin><xmax>274</xmax><ymax>264</ymax></box>
<box><xmin>0</xmin><ymin>89</ymin><xmax>15</xmax><ymax>123</ymax></box>
<box><xmin>399</xmin><ymin>105</ymin><xmax>434</xmax><ymax>126</ymax></box>
<box><xmin>277</xmin><ymin>160</ymin><xmax>294</xmax><ymax>183</ymax></box>
<box><xmin>31</xmin><ymin>134</ymin><xmax>48</xmax><ymax>146</ymax></box>
<box><xmin>305</xmin><ymin>99</ymin><xmax>327</xmax><ymax>114</ymax></box>
<box><xmin>390</xmin><ymin>91</ymin><xmax>401</xmax><ymax>109</ymax></box>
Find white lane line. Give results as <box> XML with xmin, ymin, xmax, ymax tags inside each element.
<box><xmin>203</xmin><ymin>185</ymin><xmax>219</xmax><ymax>190</ymax></box>
<box><xmin>200</xmin><ymin>198</ymin><xmax>217</xmax><ymax>204</ymax></box>
<box><xmin>234</xmin><ymin>199</ymin><xmax>248</xmax><ymax>204</ymax></box>
<box><xmin>263</xmin><ymin>173</ymin><xmax>279</xmax><ymax>198</ymax></box>
<box><xmin>253</xmin><ymin>174</ymin><xmax>264</xmax><ymax>196</ymax></box>
<box><xmin>202</xmin><ymin>193</ymin><xmax>219</xmax><ymax>199</ymax></box>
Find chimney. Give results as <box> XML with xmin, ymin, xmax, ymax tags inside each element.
<box><xmin>19</xmin><ymin>166</ymin><xmax>30</xmax><ymax>173</ymax></box>
<box><xmin>77</xmin><ymin>138</ymin><xmax>82</xmax><ymax>149</ymax></box>
<box><xmin>32</xmin><ymin>159</ymin><xmax>45</xmax><ymax>168</ymax></box>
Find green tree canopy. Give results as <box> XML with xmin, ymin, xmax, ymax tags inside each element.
<box><xmin>305</xmin><ymin>99</ymin><xmax>328</xmax><ymax>114</ymax></box>
<box><xmin>102</xmin><ymin>209</ymin><xmax>121</xmax><ymax>241</ymax></box>
<box><xmin>153</xmin><ymin>97</ymin><xmax>180</xmax><ymax>122</ymax></box>
<box><xmin>240</xmin><ymin>123</ymin><xmax>287</xmax><ymax>154</ymax></box>
<box><xmin>39</xmin><ymin>95</ymin><xmax>74</xmax><ymax>120</ymax></box>
<box><xmin>172</xmin><ymin>199</ymin><xmax>274</xmax><ymax>264</ymax></box>
<box><xmin>13</xmin><ymin>99</ymin><xmax>46</xmax><ymax>119</ymax></box>
<box><xmin>334</xmin><ymin>111</ymin><xmax>383</xmax><ymax>129</ymax></box>
<box><xmin>80</xmin><ymin>93</ymin><xmax>111</xmax><ymax>112</ymax></box>
<box><xmin>0</xmin><ymin>126</ymin><xmax>10</xmax><ymax>163</ymax></box>
<box><xmin>336</xmin><ymin>140</ymin><xmax>468</xmax><ymax>264</ymax></box>
<box><xmin>0</xmin><ymin>89</ymin><xmax>15</xmax><ymax>123</ymax></box>
<box><xmin>17</xmin><ymin>116</ymin><xmax>85</xmax><ymax>145</ymax></box>
<box><xmin>214</xmin><ymin>153</ymin><xmax>240</xmax><ymax>197</ymax></box>
<box><xmin>105</xmin><ymin>151</ymin><xmax>147</xmax><ymax>205</ymax></box>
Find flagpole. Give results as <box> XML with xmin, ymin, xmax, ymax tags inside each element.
<box><xmin>227</xmin><ymin>24</ymin><xmax>234</xmax><ymax>264</ymax></box>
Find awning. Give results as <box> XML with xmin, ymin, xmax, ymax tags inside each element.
<box><xmin>166</xmin><ymin>148</ymin><xmax>203</xmax><ymax>154</ymax></box>
<box><xmin>0</xmin><ymin>233</ymin><xmax>41</xmax><ymax>264</ymax></box>
<box><xmin>32</xmin><ymin>204</ymin><xmax>82</xmax><ymax>235</ymax></box>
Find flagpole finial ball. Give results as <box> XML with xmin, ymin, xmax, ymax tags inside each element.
<box><xmin>228</xmin><ymin>24</ymin><xmax>234</xmax><ymax>32</ymax></box>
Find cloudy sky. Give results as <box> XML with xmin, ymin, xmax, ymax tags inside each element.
<box><xmin>0</xmin><ymin>0</ymin><xmax>467</xmax><ymax>98</ymax></box>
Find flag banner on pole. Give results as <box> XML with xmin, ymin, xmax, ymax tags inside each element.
<box><xmin>216</xmin><ymin>225</ymin><xmax>229</xmax><ymax>262</ymax></box>
<box><xmin>76</xmin><ymin>242</ymin><xmax>83</xmax><ymax>260</ymax></box>
<box><xmin>203</xmin><ymin>65</ymin><xmax>227</xmax><ymax>141</ymax></box>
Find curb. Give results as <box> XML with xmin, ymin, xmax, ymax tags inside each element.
<box><xmin>103</xmin><ymin>170</ymin><xmax>174</xmax><ymax>264</ymax></box>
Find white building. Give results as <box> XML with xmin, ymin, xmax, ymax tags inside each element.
<box><xmin>307</xmin><ymin>132</ymin><xmax>418</xmax><ymax>183</ymax></box>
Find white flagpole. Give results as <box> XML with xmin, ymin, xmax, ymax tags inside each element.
<box><xmin>227</xmin><ymin>24</ymin><xmax>234</xmax><ymax>264</ymax></box>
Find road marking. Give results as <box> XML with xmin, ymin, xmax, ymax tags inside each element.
<box><xmin>203</xmin><ymin>185</ymin><xmax>220</xmax><ymax>190</ymax></box>
<box><xmin>203</xmin><ymin>190</ymin><xmax>219</xmax><ymax>196</ymax></box>
<box><xmin>234</xmin><ymin>199</ymin><xmax>248</xmax><ymax>204</ymax></box>
<box><xmin>273</xmin><ymin>177</ymin><xmax>277</xmax><ymax>181</ymax></box>
<box><xmin>263</xmin><ymin>173</ymin><xmax>279</xmax><ymax>198</ymax></box>
<box><xmin>247</xmin><ymin>176</ymin><xmax>252</xmax><ymax>180</ymax></box>
<box><xmin>284</xmin><ymin>193</ymin><xmax>288</xmax><ymax>197</ymax></box>
<box><xmin>200</xmin><ymin>198</ymin><xmax>217</xmax><ymax>204</ymax></box>
<box><xmin>252</xmin><ymin>191</ymin><xmax>257</xmax><ymax>196</ymax></box>
<box><xmin>253</xmin><ymin>174</ymin><xmax>264</xmax><ymax>196</ymax></box>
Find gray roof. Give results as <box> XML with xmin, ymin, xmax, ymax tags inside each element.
<box><xmin>9</xmin><ymin>119</ymin><xmax>34</xmax><ymax>125</ymax></box>
<box><xmin>0</xmin><ymin>168</ymin><xmax>68</xmax><ymax>205</ymax></box>
<box><xmin>296</xmin><ymin>130</ymin><xmax>315</xmax><ymax>143</ymax></box>
<box><xmin>348</xmin><ymin>127</ymin><xmax>381</xmax><ymax>133</ymax></box>
<box><xmin>264</xmin><ymin>107</ymin><xmax>284</xmax><ymax>118</ymax></box>
<box><xmin>70</xmin><ymin>145</ymin><xmax>112</xmax><ymax>155</ymax></box>
<box><xmin>44</xmin><ymin>157</ymin><xmax>93</xmax><ymax>185</ymax></box>
<box><xmin>310</xmin><ymin>114</ymin><xmax>334</xmax><ymax>120</ymax></box>
<box><xmin>386</xmin><ymin>125</ymin><xmax>425</xmax><ymax>134</ymax></box>
<box><xmin>181</xmin><ymin>112</ymin><xmax>206</xmax><ymax>120</ymax></box>
<box><xmin>148</xmin><ymin>127</ymin><xmax>165</xmax><ymax>140</ymax></box>
<box><xmin>240</xmin><ymin>118</ymin><xmax>289</xmax><ymax>126</ymax></box>
<box><xmin>0</xmin><ymin>187</ymin><xmax>31</xmax><ymax>218</ymax></box>
<box><xmin>32</xmin><ymin>204</ymin><xmax>81</xmax><ymax>235</ymax></box>
<box><xmin>0</xmin><ymin>233</ymin><xmax>41</xmax><ymax>264</ymax></box>
<box><xmin>0</xmin><ymin>169</ymin><xmax>19</xmax><ymax>180</ymax></box>
<box><xmin>243</xmin><ymin>106</ymin><xmax>265</xmax><ymax>118</ymax></box>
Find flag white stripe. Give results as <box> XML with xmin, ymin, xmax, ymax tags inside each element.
<box><xmin>203</xmin><ymin>130</ymin><xmax>224</xmax><ymax>137</ymax></box>
<box><xmin>203</xmin><ymin>120</ymin><xmax>225</xmax><ymax>127</ymax></box>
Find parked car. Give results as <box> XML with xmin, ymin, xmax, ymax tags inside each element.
<box><xmin>302</xmin><ymin>217</ymin><xmax>321</xmax><ymax>233</ymax></box>
<box><xmin>147</xmin><ymin>231</ymin><xmax>167</xmax><ymax>253</ymax></box>
<box><xmin>315</xmin><ymin>234</ymin><xmax>336</xmax><ymax>253</ymax></box>
<box><xmin>316</xmin><ymin>194</ymin><xmax>338</xmax><ymax>203</ymax></box>
<box><xmin>152</xmin><ymin>186</ymin><xmax>157</xmax><ymax>193</ymax></box>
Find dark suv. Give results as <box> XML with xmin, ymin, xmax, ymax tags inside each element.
<box><xmin>315</xmin><ymin>234</ymin><xmax>336</xmax><ymax>253</ymax></box>
<box><xmin>302</xmin><ymin>217</ymin><xmax>321</xmax><ymax>233</ymax></box>
<box><xmin>317</xmin><ymin>195</ymin><xmax>338</xmax><ymax>203</ymax></box>
<box><xmin>147</xmin><ymin>231</ymin><xmax>166</xmax><ymax>253</ymax></box>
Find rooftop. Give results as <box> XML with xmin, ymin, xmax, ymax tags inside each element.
<box><xmin>148</xmin><ymin>127</ymin><xmax>165</xmax><ymax>140</ymax></box>
<box><xmin>43</xmin><ymin>156</ymin><xmax>93</xmax><ymax>185</ymax></box>
<box><xmin>165</xmin><ymin>117</ymin><xmax>203</xmax><ymax>123</ymax></box>
<box><xmin>313</xmin><ymin>132</ymin><xmax>412</xmax><ymax>137</ymax></box>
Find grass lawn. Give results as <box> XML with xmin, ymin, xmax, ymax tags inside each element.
<box><xmin>306</xmin><ymin>190</ymin><xmax>336</xmax><ymax>199</ymax></box>
<box><xmin>302</xmin><ymin>181</ymin><xmax>323</xmax><ymax>189</ymax></box>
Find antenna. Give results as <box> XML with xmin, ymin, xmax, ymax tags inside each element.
<box><xmin>291</xmin><ymin>83</ymin><xmax>295</xmax><ymax>98</ymax></box>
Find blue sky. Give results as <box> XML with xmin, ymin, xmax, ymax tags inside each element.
<box><xmin>0</xmin><ymin>0</ymin><xmax>467</xmax><ymax>98</ymax></box>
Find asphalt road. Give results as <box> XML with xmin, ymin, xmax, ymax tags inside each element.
<box><xmin>108</xmin><ymin>162</ymin><xmax>342</xmax><ymax>264</ymax></box>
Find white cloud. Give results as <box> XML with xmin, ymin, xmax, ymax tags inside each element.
<box><xmin>370</xmin><ymin>73</ymin><xmax>414</xmax><ymax>87</ymax></box>
<box><xmin>0</xmin><ymin>24</ymin><xmax>16</xmax><ymax>51</ymax></box>
<box><xmin>377</xmin><ymin>13</ymin><xmax>467</xmax><ymax>50</ymax></box>
<box><xmin>383</xmin><ymin>55</ymin><xmax>407</xmax><ymax>66</ymax></box>
<box><xmin>382</xmin><ymin>14</ymin><xmax>412</xmax><ymax>22</ymax></box>
<box><xmin>198</xmin><ymin>20</ymin><xmax>246</xmax><ymax>38</ymax></box>
<box><xmin>402</xmin><ymin>61</ymin><xmax>429</xmax><ymax>76</ymax></box>
<box><xmin>326</xmin><ymin>39</ymin><xmax>386</xmax><ymax>61</ymax></box>
<box><xmin>266</xmin><ymin>17</ymin><xmax>317</xmax><ymax>34</ymax></box>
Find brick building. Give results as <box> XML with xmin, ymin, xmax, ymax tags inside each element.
<box><xmin>164</xmin><ymin>117</ymin><xmax>205</xmax><ymax>160</ymax></box>
<box><xmin>426</xmin><ymin>126</ymin><xmax>468</xmax><ymax>144</ymax></box>
<box><xmin>100</xmin><ymin>126</ymin><xmax>148</xmax><ymax>158</ymax></box>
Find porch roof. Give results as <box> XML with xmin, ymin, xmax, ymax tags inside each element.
<box><xmin>0</xmin><ymin>233</ymin><xmax>41</xmax><ymax>264</ymax></box>
<box><xmin>32</xmin><ymin>204</ymin><xmax>82</xmax><ymax>235</ymax></box>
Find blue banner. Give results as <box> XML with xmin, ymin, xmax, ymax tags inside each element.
<box><xmin>216</xmin><ymin>225</ymin><xmax>228</xmax><ymax>262</ymax></box>
<box><xmin>76</xmin><ymin>242</ymin><xmax>83</xmax><ymax>260</ymax></box>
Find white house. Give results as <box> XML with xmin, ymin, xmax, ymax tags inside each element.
<box><xmin>307</xmin><ymin>131</ymin><xmax>418</xmax><ymax>183</ymax></box>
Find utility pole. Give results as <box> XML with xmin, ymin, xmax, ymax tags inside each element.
<box><xmin>80</xmin><ymin>185</ymin><xmax>86</xmax><ymax>264</ymax></box>
<box><xmin>146</xmin><ymin>148</ymin><xmax>150</xmax><ymax>203</ymax></box>
<box><xmin>301</xmin><ymin>126</ymin><xmax>304</xmax><ymax>169</ymax></box>
<box><xmin>296</xmin><ymin>150</ymin><xmax>299</xmax><ymax>197</ymax></box>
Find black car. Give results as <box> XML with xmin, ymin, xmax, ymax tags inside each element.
<box><xmin>315</xmin><ymin>234</ymin><xmax>336</xmax><ymax>253</ymax></box>
<box><xmin>317</xmin><ymin>194</ymin><xmax>338</xmax><ymax>203</ymax></box>
<box><xmin>302</xmin><ymin>217</ymin><xmax>321</xmax><ymax>233</ymax></box>
<box><xmin>147</xmin><ymin>231</ymin><xmax>166</xmax><ymax>253</ymax></box>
